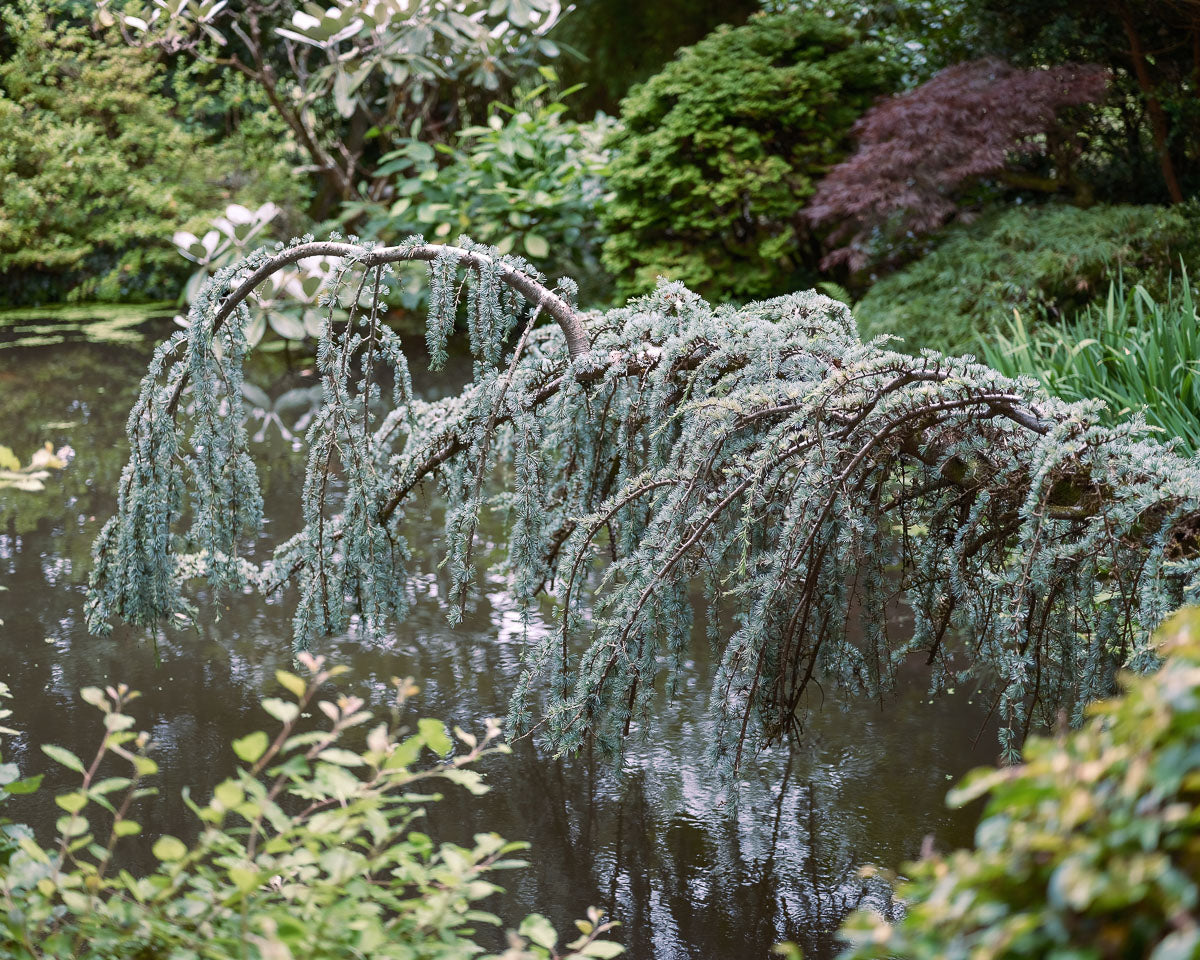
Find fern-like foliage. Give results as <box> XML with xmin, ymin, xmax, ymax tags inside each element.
<box><xmin>88</xmin><ymin>235</ymin><xmax>1200</xmax><ymax>774</ymax></box>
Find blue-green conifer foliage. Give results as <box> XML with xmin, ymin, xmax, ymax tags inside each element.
<box><xmin>88</xmin><ymin>236</ymin><xmax>1200</xmax><ymax>772</ymax></box>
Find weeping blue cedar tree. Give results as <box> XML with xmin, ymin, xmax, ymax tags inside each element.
<box><xmin>86</xmin><ymin>234</ymin><xmax>1200</xmax><ymax>773</ymax></box>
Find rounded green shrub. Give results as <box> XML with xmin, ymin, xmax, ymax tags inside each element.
<box><xmin>855</xmin><ymin>202</ymin><xmax>1200</xmax><ymax>354</ymax></box>
<box><xmin>599</xmin><ymin>10</ymin><xmax>900</xmax><ymax>302</ymax></box>
<box><xmin>839</xmin><ymin>605</ymin><xmax>1200</xmax><ymax>959</ymax></box>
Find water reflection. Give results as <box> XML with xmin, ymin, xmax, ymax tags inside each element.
<box><xmin>0</xmin><ymin>330</ymin><xmax>994</xmax><ymax>959</ymax></box>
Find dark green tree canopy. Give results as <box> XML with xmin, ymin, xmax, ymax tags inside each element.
<box><xmin>88</xmin><ymin>236</ymin><xmax>1200</xmax><ymax>774</ymax></box>
<box><xmin>962</xmin><ymin>0</ymin><xmax>1200</xmax><ymax>203</ymax></box>
<box><xmin>599</xmin><ymin>11</ymin><xmax>901</xmax><ymax>303</ymax></box>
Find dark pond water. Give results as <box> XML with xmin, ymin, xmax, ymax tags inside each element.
<box><xmin>0</xmin><ymin>311</ymin><xmax>996</xmax><ymax>959</ymax></box>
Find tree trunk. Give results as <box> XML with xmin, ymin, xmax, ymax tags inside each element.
<box><xmin>1117</xmin><ymin>2</ymin><xmax>1185</xmax><ymax>202</ymax></box>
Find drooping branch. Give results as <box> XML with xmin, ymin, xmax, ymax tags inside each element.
<box><xmin>88</xmin><ymin>240</ymin><xmax>1200</xmax><ymax>778</ymax></box>
<box><xmin>165</xmin><ymin>240</ymin><xmax>589</xmax><ymax>417</ymax></box>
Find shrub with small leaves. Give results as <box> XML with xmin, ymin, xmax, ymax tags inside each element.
<box><xmin>0</xmin><ymin>0</ymin><xmax>293</xmax><ymax>306</ymax></box>
<box><xmin>0</xmin><ymin>661</ymin><xmax>623</xmax><ymax>959</ymax></box>
<box><xmin>838</xmin><ymin>605</ymin><xmax>1200</xmax><ymax>959</ymax></box>
<box><xmin>346</xmin><ymin>78</ymin><xmax>616</xmax><ymax>312</ymax></box>
<box><xmin>855</xmin><ymin>201</ymin><xmax>1200</xmax><ymax>354</ymax></box>
<box><xmin>600</xmin><ymin>10</ymin><xmax>900</xmax><ymax>302</ymax></box>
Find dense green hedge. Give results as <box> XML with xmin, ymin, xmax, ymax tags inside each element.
<box><xmin>600</xmin><ymin>10</ymin><xmax>900</xmax><ymax>302</ymax></box>
<box><xmin>839</xmin><ymin>605</ymin><xmax>1200</xmax><ymax>959</ymax></box>
<box><xmin>855</xmin><ymin>202</ymin><xmax>1200</xmax><ymax>354</ymax></box>
<box><xmin>0</xmin><ymin>0</ymin><xmax>295</xmax><ymax>305</ymax></box>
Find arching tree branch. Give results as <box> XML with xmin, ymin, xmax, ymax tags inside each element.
<box><xmin>166</xmin><ymin>240</ymin><xmax>589</xmax><ymax>416</ymax></box>
<box><xmin>89</xmin><ymin>242</ymin><xmax>1200</xmax><ymax>776</ymax></box>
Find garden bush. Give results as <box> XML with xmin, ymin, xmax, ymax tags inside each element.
<box><xmin>0</xmin><ymin>0</ymin><xmax>294</xmax><ymax>306</ymax></box>
<box><xmin>344</xmin><ymin>79</ymin><xmax>616</xmax><ymax>313</ymax></box>
<box><xmin>808</xmin><ymin>57</ymin><xmax>1109</xmax><ymax>273</ymax></box>
<box><xmin>854</xmin><ymin>202</ymin><xmax>1200</xmax><ymax>354</ymax></box>
<box><xmin>984</xmin><ymin>275</ymin><xmax>1200</xmax><ymax>453</ymax></box>
<box><xmin>0</xmin><ymin>657</ymin><xmax>623</xmax><ymax>958</ymax></box>
<box><xmin>599</xmin><ymin>10</ymin><xmax>900</xmax><ymax>302</ymax></box>
<box><xmin>838</xmin><ymin>605</ymin><xmax>1200</xmax><ymax>959</ymax></box>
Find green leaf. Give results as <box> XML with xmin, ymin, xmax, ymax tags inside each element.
<box><xmin>152</xmin><ymin>835</ymin><xmax>187</xmax><ymax>861</ymax></box>
<box><xmin>56</xmin><ymin>815</ymin><xmax>89</xmax><ymax>839</ymax></box>
<box><xmin>316</xmin><ymin>748</ymin><xmax>364</xmax><ymax>767</ymax></box>
<box><xmin>418</xmin><ymin>718</ymin><xmax>452</xmax><ymax>756</ymax></box>
<box><xmin>0</xmin><ymin>446</ymin><xmax>20</xmax><ymax>471</ymax></box>
<box><xmin>524</xmin><ymin>234</ymin><xmax>549</xmax><ymax>258</ymax></box>
<box><xmin>520</xmin><ymin>914</ymin><xmax>557</xmax><ymax>950</ymax></box>
<box><xmin>55</xmin><ymin>791</ymin><xmax>88</xmax><ymax>814</ymax></box>
<box><xmin>6</xmin><ymin>773</ymin><xmax>43</xmax><ymax>795</ymax></box>
<box><xmin>232</xmin><ymin>731</ymin><xmax>269</xmax><ymax>764</ymax></box>
<box><xmin>262</xmin><ymin>698</ymin><xmax>300</xmax><ymax>725</ymax></box>
<box><xmin>385</xmin><ymin>735</ymin><xmax>422</xmax><ymax>770</ymax></box>
<box><xmin>42</xmin><ymin>744</ymin><xmax>85</xmax><ymax>774</ymax></box>
<box><xmin>113</xmin><ymin>820</ymin><xmax>142</xmax><ymax>837</ymax></box>
<box><xmin>275</xmin><ymin>670</ymin><xmax>307</xmax><ymax>699</ymax></box>
<box><xmin>80</xmin><ymin>687</ymin><xmax>110</xmax><ymax>712</ymax></box>
<box><xmin>213</xmin><ymin>780</ymin><xmax>244</xmax><ymax>808</ymax></box>
<box><xmin>267</xmin><ymin>311</ymin><xmax>307</xmax><ymax>341</ymax></box>
<box><xmin>580</xmin><ymin>942</ymin><xmax>625</xmax><ymax>958</ymax></box>
<box><xmin>332</xmin><ymin>68</ymin><xmax>357</xmax><ymax>119</ymax></box>
<box><xmin>228</xmin><ymin>864</ymin><xmax>260</xmax><ymax>894</ymax></box>
<box><xmin>104</xmin><ymin>712</ymin><xmax>135</xmax><ymax>732</ymax></box>
<box><xmin>90</xmin><ymin>777</ymin><xmax>132</xmax><ymax>795</ymax></box>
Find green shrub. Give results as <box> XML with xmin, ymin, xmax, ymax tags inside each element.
<box><xmin>0</xmin><ymin>0</ymin><xmax>295</xmax><ymax>305</ymax></box>
<box><xmin>838</xmin><ymin>605</ymin><xmax>1200</xmax><ymax>959</ymax></box>
<box><xmin>600</xmin><ymin>10</ymin><xmax>900</xmax><ymax>302</ymax></box>
<box><xmin>345</xmin><ymin>78</ymin><xmax>615</xmax><ymax>313</ymax></box>
<box><xmin>855</xmin><ymin>202</ymin><xmax>1200</xmax><ymax>354</ymax></box>
<box><xmin>984</xmin><ymin>275</ymin><xmax>1200</xmax><ymax>453</ymax></box>
<box><xmin>0</xmin><ymin>658</ymin><xmax>623</xmax><ymax>959</ymax></box>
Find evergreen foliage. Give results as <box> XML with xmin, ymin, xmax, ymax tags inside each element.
<box><xmin>962</xmin><ymin>0</ymin><xmax>1200</xmax><ymax>203</ymax></box>
<box><xmin>599</xmin><ymin>11</ymin><xmax>901</xmax><ymax>302</ymax></box>
<box><xmin>838</xmin><ymin>605</ymin><xmax>1200</xmax><ymax>959</ymax></box>
<box><xmin>88</xmin><ymin>235</ymin><xmax>1200</xmax><ymax>775</ymax></box>
<box><xmin>855</xmin><ymin>202</ymin><xmax>1200</xmax><ymax>354</ymax></box>
<box><xmin>546</xmin><ymin>0</ymin><xmax>759</xmax><ymax>116</ymax></box>
<box><xmin>0</xmin><ymin>0</ymin><xmax>291</xmax><ymax>306</ymax></box>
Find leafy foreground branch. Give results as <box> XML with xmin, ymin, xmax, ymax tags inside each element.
<box><xmin>0</xmin><ymin>660</ymin><xmax>622</xmax><ymax>959</ymax></box>
<box><xmin>836</xmin><ymin>605</ymin><xmax>1200</xmax><ymax>959</ymax></box>
<box><xmin>87</xmin><ymin>235</ymin><xmax>1200</xmax><ymax>770</ymax></box>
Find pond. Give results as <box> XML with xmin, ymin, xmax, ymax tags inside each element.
<box><xmin>0</xmin><ymin>307</ymin><xmax>996</xmax><ymax>959</ymax></box>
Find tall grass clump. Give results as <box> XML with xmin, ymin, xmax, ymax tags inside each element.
<box><xmin>984</xmin><ymin>274</ymin><xmax>1200</xmax><ymax>452</ymax></box>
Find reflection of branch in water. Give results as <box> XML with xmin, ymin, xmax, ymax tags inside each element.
<box><xmin>585</xmin><ymin>762</ymin><xmax>898</xmax><ymax>960</ymax></box>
